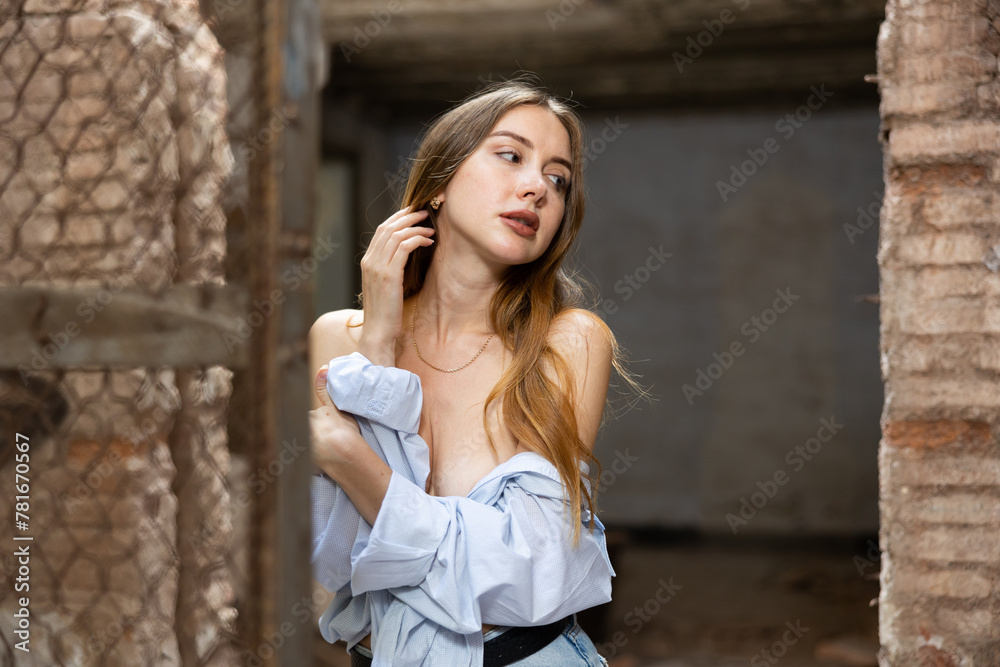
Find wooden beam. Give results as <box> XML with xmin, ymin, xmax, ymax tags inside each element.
<box><xmin>320</xmin><ymin>0</ymin><xmax>887</xmax><ymax>44</ymax></box>
<box><xmin>275</xmin><ymin>0</ymin><xmax>321</xmax><ymax>665</ymax></box>
<box><xmin>323</xmin><ymin>43</ymin><xmax>879</xmax><ymax>119</ymax></box>
<box><xmin>319</xmin><ymin>0</ymin><xmax>884</xmax><ymax>113</ymax></box>
<box><xmin>0</xmin><ymin>284</ymin><xmax>251</xmax><ymax>370</ymax></box>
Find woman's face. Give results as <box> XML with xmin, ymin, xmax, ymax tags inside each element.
<box><xmin>437</xmin><ymin>104</ymin><xmax>573</xmax><ymax>268</ymax></box>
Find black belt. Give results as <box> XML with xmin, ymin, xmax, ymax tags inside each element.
<box><xmin>350</xmin><ymin>614</ymin><xmax>573</xmax><ymax>667</ymax></box>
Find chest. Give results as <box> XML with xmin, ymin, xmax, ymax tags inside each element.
<box><xmin>395</xmin><ymin>347</ymin><xmax>525</xmax><ymax>497</ymax></box>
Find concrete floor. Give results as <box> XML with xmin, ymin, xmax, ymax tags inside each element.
<box><xmin>314</xmin><ymin>531</ymin><xmax>881</xmax><ymax>666</ymax></box>
<box><xmin>592</xmin><ymin>532</ymin><xmax>880</xmax><ymax>667</ymax></box>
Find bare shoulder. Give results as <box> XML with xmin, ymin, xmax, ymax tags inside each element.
<box><xmin>547</xmin><ymin>308</ymin><xmax>614</xmax><ymax>356</ymax></box>
<box><xmin>545</xmin><ymin>309</ymin><xmax>614</xmax><ymax>451</ymax></box>
<box><xmin>310</xmin><ymin>309</ymin><xmax>364</xmax><ymax>364</ymax></box>
<box><xmin>309</xmin><ymin>309</ymin><xmax>365</xmax><ymax>408</ymax></box>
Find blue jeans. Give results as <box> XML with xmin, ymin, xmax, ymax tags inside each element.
<box><xmin>490</xmin><ymin>614</ymin><xmax>610</xmax><ymax>666</ymax></box>
<box><xmin>351</xmin><ymin>614</ymin><xmax>609</xmax><ymax>666</ymax></box>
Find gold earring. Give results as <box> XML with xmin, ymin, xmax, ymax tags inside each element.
<box><xmin>430</xmin><ymin>197</ymin><xmax>441</xmax><ymax>210</ymax></box>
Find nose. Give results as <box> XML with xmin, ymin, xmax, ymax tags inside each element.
<box><xmin>517</xmin><ymin>168</ymin><xmax>549</xmax><ymax>201</ymax></box>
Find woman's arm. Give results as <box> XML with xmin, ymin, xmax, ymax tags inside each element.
<box><xmin>310</xmin><ymin>368</ymin><xmax>388</xmax><ymax>590</ymax></box>
<box><xmin>322</xmin><ymin>431</ymin><xmax>391</xmax><ymax>525</ymax></box>
<box><xmin>317</xmin><ymin>426</ymin><xmax>614</xmax><ymax>631</ymax></box>
<box><xmin>310</xmin><ymin>345</ymin><xmax>428</xmax><ymax>591</ymax></box>
<box><xmin>350</xmin><ymin>469</ymin><xmax>615</xmax><ymax>633</ymax></box>
<box><xmin>324</xmin><ymin>312</ymin><xmax>616</xmax><ymax>631</ymax></box>
<box><xmin>325</xmin><ymin>308</ymin><xmax>614</xmax><ymax>519</ymax></box>
<box><xmin>311</xmin><ymin>348</ymin><xmax>428</xmax><ymax>526</ymax></box>
<box><xmin>310</xmin><ymin>311</ymin><xmax>367</xmax><ymax>591</ymax></box>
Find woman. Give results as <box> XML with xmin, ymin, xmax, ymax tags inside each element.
<box><xmin>310</xmin><ymin>77</ymin><xmax>646</xmax><ymax>666</ymax></box>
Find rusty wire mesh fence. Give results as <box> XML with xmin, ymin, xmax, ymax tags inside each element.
<box><xmin>0</xmin><ymin>0</ymin><xmax>303</xmax><ymax>665</ymax></box>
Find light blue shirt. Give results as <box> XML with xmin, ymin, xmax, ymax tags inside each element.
<box><xmin>311</xmin><ymin>352</ymin><xmax>616</xmax><ymax>667</ymax></box>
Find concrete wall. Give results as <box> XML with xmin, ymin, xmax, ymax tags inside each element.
<box><xmin>385</xmin><ymin>102</ymin><xmax>884</xmax><ymax>535</ymax></box>
<box><xmin>315</xmin><ymin>159</ymin><xmax>356</xmax><ymax>315</ymax></box>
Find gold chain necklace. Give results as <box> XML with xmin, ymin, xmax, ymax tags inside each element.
<box><xmin>410</xmin><ymin>294</ymin><xmax>494</xmax><ymax>373</ymax></box>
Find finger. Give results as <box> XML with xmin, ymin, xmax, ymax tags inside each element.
<box><xmin>373</xmin><ymin>207</ymin><xmax>424</xmax><ymax>242</ymax></box>
<box><xmin>387</xmin><ymin>225</ymin><xmax>435</xmax><ymax>250</ymax></box>
<box><xmin>374</xmin><ymin>207</ymin><xmax>414</xmax><ymax>237</ymax></box>
<box><xmin>389</xmin><ymin>233</ymin><xmax>436</xmax><ymax>268</ymax></box>
<box><xmin>366</xmin><ymin>222</ymin><xmax>434</xmax><ymax>269</ymax></box>
<box><xmin>315</xmin><ymin>365</ymin><xmax>335</xmax><ymax>408</ymax></box>
<box><xmin>387</xmin><ymin>204</ymin><xmax>419</xmax><ymax>223</ymax></box>
<box><xmin>369</xmin><ymin>209</ymin><xmax>430</xmax><ymax>256</ymax></box>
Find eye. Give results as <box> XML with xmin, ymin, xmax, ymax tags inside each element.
<box><xmin>548</xmin><ymin>174</ymin><xmax>569</xmax><ymax>191</ymax></box>
<box><xmin>498</xmin><ymin>150</ymin><xmax>520</xmax><ymax>163</ymax></box>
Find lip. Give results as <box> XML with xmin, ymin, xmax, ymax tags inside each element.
<box><xmin>500</xmin><ymin>209</ymin><xmax>539</xmax><ymax>235</ymax></box>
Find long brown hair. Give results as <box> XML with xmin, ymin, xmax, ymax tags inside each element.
<box><xmin>357</xmin><ymin>75</ymin><xmax>649</xmax><ymax>545</ymax></box>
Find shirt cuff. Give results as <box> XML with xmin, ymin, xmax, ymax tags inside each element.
<box><xmin>326</xmin><ymin>352</ymin><xmax>423</xmax><ymax>433</ymax></box>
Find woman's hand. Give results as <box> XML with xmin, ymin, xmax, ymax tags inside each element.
<box><xmin>310</xmin><ymin>365</ymin><xmax>392</xmax><ymax>524</ymax></box>
<box><xmin>310</xmin><ymin>365</ymin><xmax>362</xmax><ymax>479</ymax></box>
<box><xmin>358</xmin><ymin>204</ymin><xmax>436</xmax><ymax>367</ymax></box>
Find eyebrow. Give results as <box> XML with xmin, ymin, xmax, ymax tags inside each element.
<box><xmin>487</xmin><ymin>130</ymin><xmax>572</xmax><ymax>172</ymax></box>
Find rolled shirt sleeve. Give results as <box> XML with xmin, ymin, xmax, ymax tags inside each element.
<box><xmin>350</xmin><ymin>468</ymin><xmax>615</xmax><ymax>634</ymax></box>
<box><xmin>326</xmin><ymin>352</ymin><xmax>423</xmax><ymax>433</ymax></box>
<box><xmin>312</xmin><ymin>350</ymin><xmax>616</xmax><ymax>659</ymax></box>
<box><xmin>311</xmin><ymin>352</ymin><xmax>429</xmax><ymax>592</ymax></box>
<box><xmin>312</xmin><ymin>476</ymin><xmax>367</xmax><ymax>592</ymax></box>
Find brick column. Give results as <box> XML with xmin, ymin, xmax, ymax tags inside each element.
<box><xmin>876</xmin><ymin>0</ymin><xmax>1000</xmax><ymax>664</ymax></box>
<box><xmin>0</xmin><ymin>1</ymin><xmax>234</xmax><ymax>664</ymax></box>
